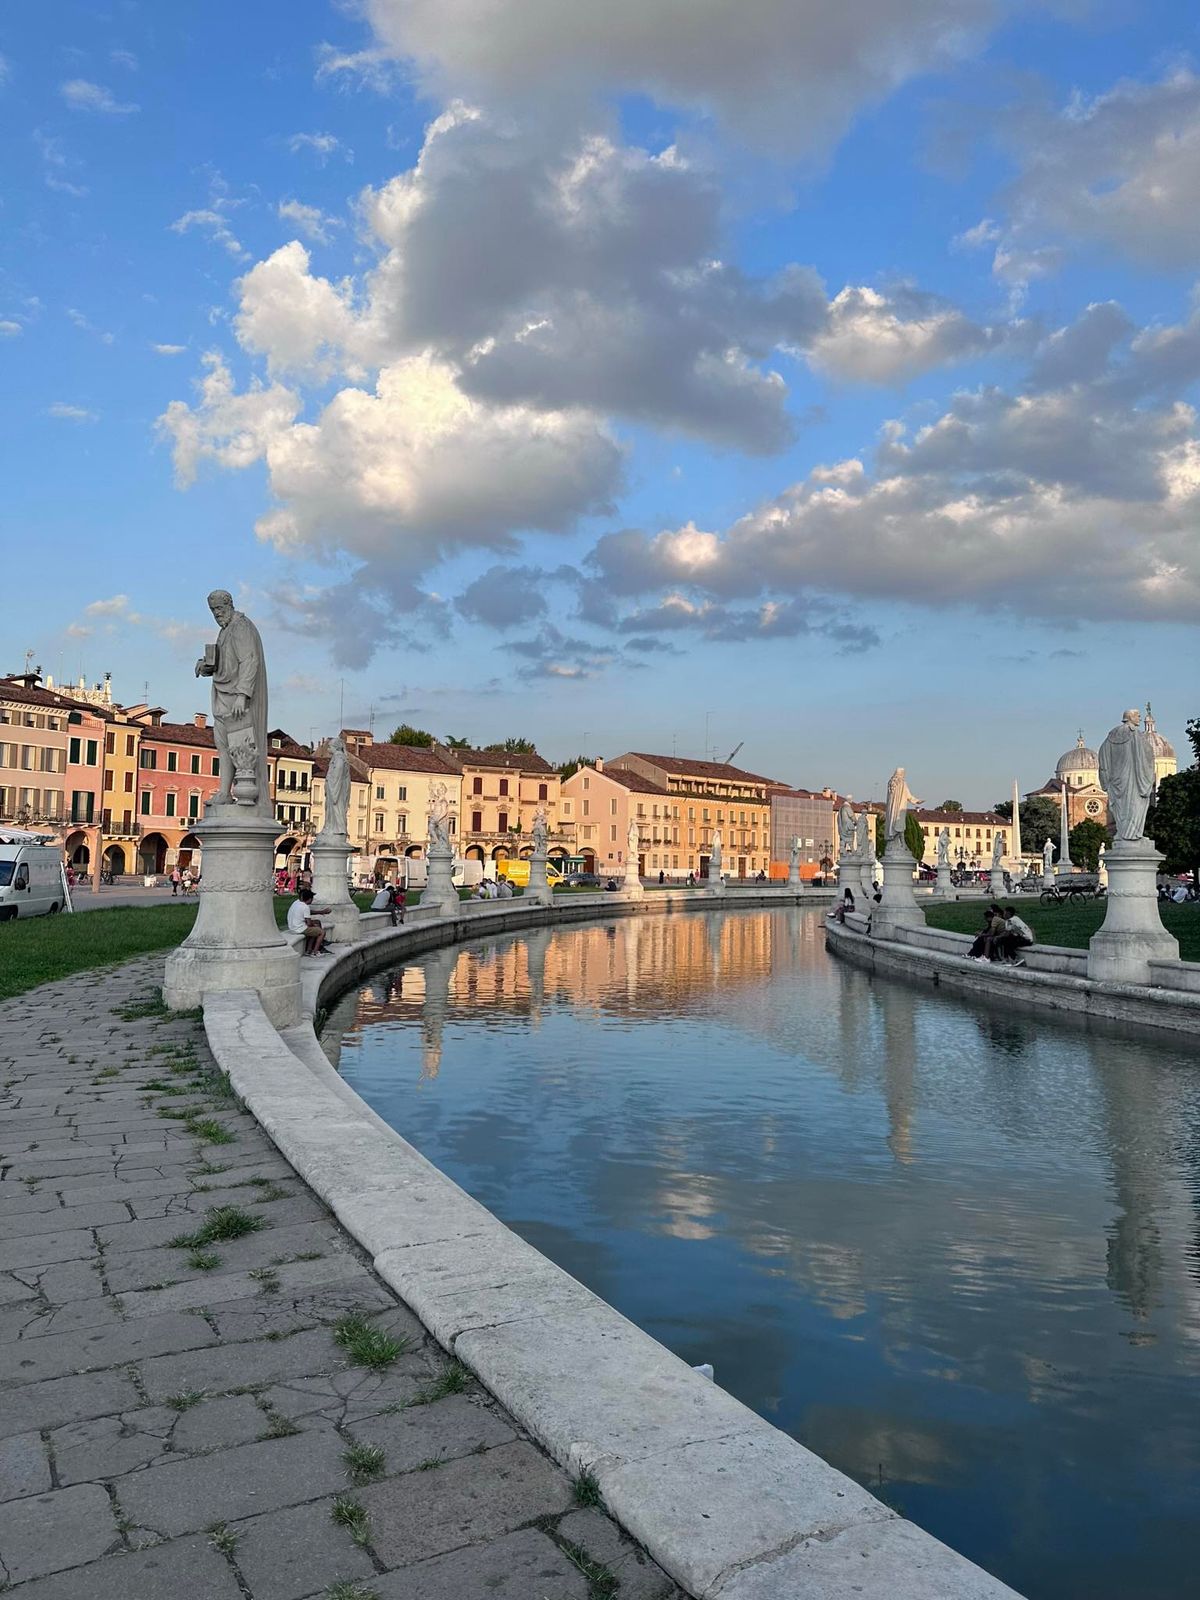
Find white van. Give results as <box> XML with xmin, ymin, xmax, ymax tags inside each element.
<box><xmin>0</xmin><ymin>832</ymin><xmax>70</xmax><ymax>920</ymax></box>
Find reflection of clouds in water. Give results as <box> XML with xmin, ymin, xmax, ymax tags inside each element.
<box><xmin>330</xmin><ymin>906</ymin><xmax>1200</xmax><ymax>1600</ymax></box>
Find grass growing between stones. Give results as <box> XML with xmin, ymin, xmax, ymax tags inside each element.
<box><xmin>333</xmin><ymin>1312</ymin><xmax>409</xmax><ymax>1370</ymax></box>
<box><xmin>573</xmin><ymin>1469</ymin><xmax>603</xmax><ymax>1508</ymax></box>
<box><xmin>342</xmin><ymin>1441</ymin><xmax>387</xmax><ymax>1483</ymax></box>
<box><xmin>326</xmin><ymin>1582</ymin><xmax>380</xmax><ymax>1600</ymax></box>
<box><xmin>164</xmin><ymin>1390</ymin><xmax>206</xmax><ymax>1411</ymax></box>
<box><xmin>330</xmin><ymin>1495</ymin><xmax>371</xmax><ymax>1546</ymax></box>
<box><xmin>411</xmin><ymin>1361</ymin><xmax>469</xmax><ymax>1405</ymax></box>
<box><xmin>924</xmin><ymin>899</ymin><xmax>1200</xmax><ymax>961</ymax></box>
<box><xmin>169</xmin><ymin>1205</ymin><xmax>265</xmax><ymax>1250</ymax></box>
<box><xmin>561</xmin><ymin>1540</ymin><xmax>620</xmax><ymax>1600</ymax></box>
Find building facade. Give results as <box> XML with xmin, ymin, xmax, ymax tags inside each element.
<box><xmin>134</xmin><ymin>716</ymin><xmax>221</xmax><ymax>873</ymax></box>
<box><xmin>606</xmin><ymin>752</ymin><xmax>777</xmax><ymax>879</ymax></box>
<box><xmin>561</xmin><ymin>760</ymin><xmax>676</xmax><ymax>876</ymax></box>
<box><xmin>334</xmin><ymin>734</ymin><xmax>463</xmax><ymax>878</ymax></box>
<box><xmin>913</xmin><ymin>808</ymin><xmax>1008</xmax><ymax>869</ymax></box>
<box><xmin>435</xmin><ymin>745</ymin><xmax>563</xmax><ymax>863</ymax></box>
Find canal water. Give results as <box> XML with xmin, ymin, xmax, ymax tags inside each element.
<box><xmin>323</xmin><ymin>906</ymin><xmax>1200</xmax><ymax>1600</ymax></box>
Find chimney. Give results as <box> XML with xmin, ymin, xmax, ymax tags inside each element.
<box><xmin>594</xmin><ymin>757</ymin><xmax>604</xmax><ymax>773</ymax></box>
<box><xmin>194</xmin><ymin>713</ymin><xmax>207</xmax><ymax>729</ymax></box>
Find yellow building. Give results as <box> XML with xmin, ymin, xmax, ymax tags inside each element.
<box><xmin>435</xmin><ymin>745</ymin><xmax>564</xmax><ymax>865</ymax></box>
<box><xmin>340</xmin><ymin>733</ymin><xmax>463</xmax><ymax>877</ymax></box>
<box><xmin>607</xmin><ymin>751</ymin><xmax>777</xmax><ymax>879</ymax></box>
<box><xmin>914</xmin><ymin>808</ymin><xmax>1008</xmax><ymax>869</ymax></box>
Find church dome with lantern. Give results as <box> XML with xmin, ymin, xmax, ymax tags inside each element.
<box><xmin>1144</xmin><ymin>704</ymin><xmax>1178</xmax><ymax>783</ymax></box>
<box><xmin>1055</xmin><ymin>733</ymin><xmax>1100</xmax><ymax>789</ymax></box>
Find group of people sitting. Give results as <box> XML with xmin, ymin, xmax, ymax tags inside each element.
<box><xmin>967</xmin><ymin>904</ymin><xmax>1033</xmax><ymax>965</ymax></box>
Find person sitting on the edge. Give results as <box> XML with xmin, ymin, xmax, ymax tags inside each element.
<box><xmin>832</xmin><ymin>888</ymin><xmax>855</xmax><ymax>924</ymax></box>
<box><xmin>968</xmin><ymin>904</ymin><xmax>1004</xmax><ymax>961</ymax></box>
<box><xmin>286</xmin><ymin>888</ymin><xmax>333</xmax><ymax>955</ymax></box>
<box><xmin>995</xmin><ymin>906</ymin><xmax>1034</xmax><ymax>965</ymax></box>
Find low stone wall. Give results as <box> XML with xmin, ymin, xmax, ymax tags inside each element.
<box><xmin>828</xmin><ymin>914</ymin><xmax>1200</xmax><ymax>1037</ymax></box>
<box><xmin>203</xmin><ymin>891</ymin><xmax>1019</xmax><ymax>1600</ymax></box>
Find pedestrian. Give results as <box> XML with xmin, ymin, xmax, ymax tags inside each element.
<box><xmin>658</xmin><ymin>869</ymin><xmax>665</xmax><ymax>885</ymax></box>
<box><xmin>286</xmin><ymin>888</ymin><xmax>333</xmax><ymax>955</ymax></box>
<box><xmin>170</xmin><ymin>865</ymin><xmax>182</xmax><ymax>897</ymax></box>
<box><xmin>995</xmin><ymin>906</ymin><xmax>1034</xmax><ymax>965</ymax></box>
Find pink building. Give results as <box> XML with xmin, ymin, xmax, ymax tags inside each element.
<box><xmin>134</xmin><ymin>715</ymin><xmax>220</xmax><ymax>873</ymax></box>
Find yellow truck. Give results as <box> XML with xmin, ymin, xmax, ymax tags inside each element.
<box><xmin>494</xmin><ymin>859</ymin><xmax>565</xmax><ymax>889</ymax></box>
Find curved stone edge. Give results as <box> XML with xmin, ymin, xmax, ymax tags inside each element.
<box><xmin>202</xmin><ymin>893</ymin><xmax>1021</xmax><ymax>1600</ymax></box>
<box><xmin>825</xmin><ymin>914</ymin><xmax>1200</xmax><ymax>1037</ymax></box>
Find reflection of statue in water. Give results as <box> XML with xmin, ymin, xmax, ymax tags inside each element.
<box><xmin>937</xmin><ymin>827</ymin><xmax>951</xmax><ymax>867</ymax></box>
<box><xmin>838</xmin><ymin>799</ymin><xmax>857</xmax><ymax>852</ymax></box>
<box><xmin>1098</xmin><ymin>708</ymin><xmax>1156</xmax><ymax>842</ymax></box>
<box><xmin>194</xmin><ymin>589</ymin><xmax>270</xmax><ymax>815</ymax></box>
<box><xmin>532</xmin><ymin>805</ymin><xmax>548</xmax><ymax>854</ymax></box>
<box><xmin>884</xmin><ymin>767</ymin><xmax>921</xmax><ymax>841</ymax></box>
<box><xmin>319</xmin><ymin>736</ymin><xmax>350</xmax><ymax>839</ymax></box>
<box><xmin>709</xmin><ymin>829</ymin><xmax>723</xmax><ymax>875</ymax></box>
<box><xmin>427</xmin><ymin>781</ymin><xmax>451</xmax><ymax>853</ymax></box>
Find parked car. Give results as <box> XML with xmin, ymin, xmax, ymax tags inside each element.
<box><xmin>565</xmin><ymin>872</ymin><xmax>603</xmax><ymax>887</ymax></box>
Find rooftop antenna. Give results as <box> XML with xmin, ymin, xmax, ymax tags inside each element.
<box><xmin>24</xmin><ymin>649</ymin><xmax>35</xmax><ymax>675</ymax></box>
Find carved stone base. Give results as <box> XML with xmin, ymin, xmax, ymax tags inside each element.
<box><xmin>706</xmin><ymin>870</ymin><xmax>726</xmax><ymax>896</ymax></box>
<box><xmin>622</xmin><ymin>859</ymin><xmax>645</xmax><ymax>899</ymax></box>
<box><xmin>526</xmin><ymin>852</ymin><xmax>553</xmax><ymax>907</ymax></box>
<box><xmin>989</xmin><ymin>868</ymin><xmax>1006</xmax><ymax>898</ymax></box>
<box><xmin>1087</xmin><ymin>838</ymin><xmax>1179</xmax><ymax>984</ymax></box>
<box><xmin>164</xmin><ymin>812</ymin><xmax>300</xmax><ymax>1028</ymax></box>
<box><xmin>871</xmin><ymin>838</ymin><xmax>924</xmax><ymax>935</ymax></box>
<box><xmin>859</xmin><ymin>856</ymin><xmax>880</xmax><ymax>896</ymax></box>
<box><xmin>935</xmin><ymin>864</ymin><xmax>953</xmax><ymax>896</ymax></box>
<box><xmin>787</xmin><ymin>861</ymin><xmax>802</xmax><ymax>887</ymax></box>
<box><xmin>419</xmin><ymin>848</ymin><xmax>460</xmax><ymax>917</ymax></box>
<box><xmin>309</xmin><ymin>833</ymin><xmax>361</xmax><ymax>944</ymax></box>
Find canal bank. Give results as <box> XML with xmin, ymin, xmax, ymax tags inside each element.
<box><xmin>202</xmin><ymin>890</ymin><xmax>1021</xmax><ymax>1599</ymax></box>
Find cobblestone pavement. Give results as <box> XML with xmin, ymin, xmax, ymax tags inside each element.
<box><xmin>0</xmin><ymin>956</ymin><xmax>684</xmax><ymax>1600</ymax></box>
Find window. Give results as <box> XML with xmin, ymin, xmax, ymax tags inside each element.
<box><xmin>472</xmin><ymin>776</ymin><xmax>483</xmax><ymax>794</ymax></box>
<box><xmin>497</xmin><ymin>810</ymin><xmax>509</xmax><ymax>833</ymax></box>
<box><xmin>376</xmin><ymin>785</ymin><xmax>385</xmax><ymax>800</ymax></box>
<box><xmin>140</xmin><ymin>747</ymin><xmax>157</xmax><ymax>770</ymax></box>
<box><xmin>103</xmin><ymin>770</ymin><xmax>113</xmax><ymax>792</ymax></box>
<box><xmin>399</xmin><ymin>814</ymin><xmax>408</xmax><ymax>835</ymax></box>
<box><xmin>105</xmin><ymin>731</ymin><xmax>115</xmax><ymax>755</ymax></box>
<box><xmin>375</xmin><ymin>813</ymin><xmax>385</xmax><ymax>831</ymax></box>
<box><xmin>123</xmin><ymin>771</ymin><xmax>133</xmax><ymax>793</ymax></box>
<box><xmin>212</xmin><ymin>757</ymin><xmax>220</xmax><ymax>776</ymax></box>
<box><xmin>166</xmin><ymin>793</ymin><xmax>178</xmax><ymax>817</ymax></box>
<box><xmin>471</xmin><ymin>810</ymin><xmax>483</xmax><ymax>832</ymax></box>
<box><xmin>188</xmin><ymin>792</ymin><xmax>200</xmax><ymax>819</ymax></box>
<box><xmin>69</xmin><ymin>737</ymin><xmax>81</xmax><ymax>764</ymax></box>
<box><xmin>611</xmin><ymin>825</ymin><xmax>617</xmax><ymax>842</ymax></box>
<box><xmin>190</xmin><ymin>753</ymin><xmax>200</xmax><ymax>774</ymax></box>
<box><xmin>610</xmin><ymin>798</ymin><xmax>617</xmax><ymax>815</ymax></box>
<box><xmin>140</xmin><ymin>790</ymin><xmax>151</xmax><ymax>815</ymax></box>
<box><xmin>499</xmin><ymin>778</ymin><xmax>509</xmax><ymax>797</ymax></box>
<box><xmin>167</xmin><ymin>750</ymin><xmax>177</xmax><ymax>772</ymax></box>
<box><xmin>85</xmin><ymin>739</ymin><xmax>98</xmax><ymax>766</ymax></box>
<box><xmin>125</xmin><ymin>734</ymin><xmax>135</xmax><ymax>758</ymax></box>
<box><xmin>397</xmin><ymin>785</ymin><xmax>407</xmax><ymax>802</ymax></box>
<box><xmin>70</xmin><ymin>790</ymin><xmax>94</xmax><ymax>824</ymax></box>
<box><xmin>582</xmin><ymin>775</ymin><xmax>589</xmax><ymax>790</ymax></box>
<box><xmin>582</xmin><ymin>799</ymin><xmax>590</xmax><ymax>817</ymax></box>
<box><xmin>538</xmin><ymin>783</ymin><xmax>548</xmax><ymax>801</ymax></box>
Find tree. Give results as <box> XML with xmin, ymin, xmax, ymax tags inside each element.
<box><xmin>995</xmin><ymin>795</ymin><xmax>1059</xmax><ymax>856</ymax></box>
<box><xmin>389</xmin><ymin>723</ymin><xmax>433</xmax><ymax>747</ymax></box>
<box><xmin>557</xmin><ymin>754</ymin><xmax>597</xmax><ymax>781</ymax></box>
<box><xmin>1068</xmin><ymin>818</ymin><xmax>1109</xmax><ymax>872</ymax></box>
<box><xmin>875</xmin><ymin>815</ymin><xmax>886</xmax><ymax>858</ymax></box>
<box><xmin>1150</xmin><ymin>769</ymin><xmax>1200</xmax><ymax>886</ymax></box>
<box><xmin>484</xmin><ymin>736</ymin><xmax>537</xmax><ymax>754</ymax></box>
<box><xmin>442</xmin><ymin>733</ymin><xmax>471</xmax><ymax>749</ymax></box>
<box><xmin>904</xmin><ymin>811</ymin><xmax>925</xmax><ymax>865</ymax></box>
<box><xmin>937</xmin><ymin>799</ymin><xmax>963</xmax><ymax>812</ymax></box>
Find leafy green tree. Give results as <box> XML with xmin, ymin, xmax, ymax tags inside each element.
<box><xmin>904</xmin><ymin>810</ymin><xmax>925</xmax><ymax>865</ymax></box>
<box><xmin>937</xmin><ymin>799</ymin><xmax>963</xmax><ymax>812</ymax></box>
<box><xmin>442</xmin><ymin>733</ymin><xmax>471</xmax><ymax>749</ymax></box>
<box><xmin>1150</xmin><ymin>769</ymin><xmax>1200</xmax><ymax>886</ymax></box>
<box><xmin>557</xmin><ymin>754</ymin><xmax>597</xmax><ymax>780</ymax></box>
<box><xmin>389</xmin><ymin>723</ymin><xmax>433</xmax><ymax>747</ymax></box>
<box><xmin>875</xmin><ymin>815</ymin><xmax>885</xmax><ymax>858</ymax></box>
<box><xmin>995</xmin><ymin>795</ymin><xmax>1060</xmax><ymax>855</ymax></box>
<box><xmin>1068</xmin><ymin>818</ymin><xmax>1110</xmax><ymax>872</ymax></box>
<box><xmin>484</xmin><ymin>736</ymin><xmax>537</xmax><ymax>754</ymax></box>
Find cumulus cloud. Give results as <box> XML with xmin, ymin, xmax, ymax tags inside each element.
<box><xmin>235</xmin><ymin>242</ymin><xmax>361</xmax><ymax>377</ymax></box>
<box><xmin>277</xmin><ymin>199</ymin><xmax>341</xmax><ymax>244</ymax></box>
<box><xmin>156</xmin><ymin>353</ymin><xmax>301</xmax><ymax>487</ymax></box>
<box><xmin>807</xmin><ymin>285</ymin><xmax>1018</xmax><ymax>383</ymax></box>
<box><xmin>0</xmin><ymin>320</ymin><xmax>20</xmax><ymax>338</ymax></box>
<box><xmin>966</xmin><ymin>70</ymin><xmax>1200</xmax><ymax>280</ymax></box>
<box><xmin>455</xmin><ymin>566</ymin><xmax>550</xmax><ymax>628</ymax></box>
<box><xmin>502</xmin><ymin>623</ymin><xmax>615</xmax><ymax>679</ymax></box>
<box><xmin>170</xmin><ymin>208</ymin><xmax>248</xmax><ymax>260</ymax></box>
<box><xmin>360</xmin><ymin>0</ymin><xmax>1004</xmax><ymax>154</ymax></box>
<box><xmin>60</xmin><ymin>79</ymin><xmax>138</xmax><ymax>115</ymax></box>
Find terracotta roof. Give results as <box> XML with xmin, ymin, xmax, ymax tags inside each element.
<box><xmin>267</xmin><ymin>731</ymin><xmax>314</xmax><ymax>761</ymax></box>
<box><xmin>0</xmin><ymin>678</ymin><xmax>115</xmax><ymax>720</ymax></box>
<box><xmin>362</xmin><ymin>743</ymin><xmax>461</xmax><ymax>776</ymax></box>
<box><xmin>915</xmin><ymin>808</ymin><xmax>1006</xmax><ymax>825</ymax></box>
<box><xmin>613</xmin><ymin>751</ymin><xmax>778</xmax><ymax>786</ymax></box>
<box><xmin>140</xmin><ymin>721</ymin><xmax>216</xmax><ymax>748</ymax></box>
<box><xmin>436</xmin><ymin>745</ymin><xmax>555</xmax><ymax>774</ymax></box>
<box><xmin>599</xmin><ymin>766</ymin><xmax>672</xmax><ymax>797</ymax></box>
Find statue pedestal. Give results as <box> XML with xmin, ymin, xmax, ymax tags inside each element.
<box><xmin>787</xmin><ymin>860</ymin><xmax>802</xmax><ymax>888</ymax></box>
<box><xmin>706</xmin><ymin>868</ymin><xmax>726</xmax><ymax>896</ymax></box>
<box><xmin>310</xmin><ymin>832</ymin><xmax>361</xmax><ymax>944</ymax></box>
<box><xmin>622</xmin><ymin>857</ymin><xmax>645</xmax><ymax>900</ymax></box>
<box><xmin>989</xmin><ymin>868</ymin><xmax>1005</xmax><ymax>898</ymax></box>
<box><xmin>859</xmin><ymin>856</ymin><xmax>880</xmax><ymax>896</ymax></box>
<box><xmin>872</xmin><ymin>838</ymin><xmax>924</xmax><ymax>935</ymax></box>
<box><xmin>837</xmin><ymin>849</ymin><xmax>859</xmax><ymax>889</ymax></box>
<box><xmin>1087</xmin><ymin>839</ymin><xmax>1178</xmax><ymax>984</ymax></box>
<box><xmin>419</xmin><ymin>847</ymin><xmax>460</xmax><ymax>918</ymax></box>
<box><xmin>164</xmin><ymin>810</ymin><xmax>300</xmax><ymax>1028</ymax></box>
<box><xmin>526</xmin><ymin>851</ymin><xmax>553</xmax><ymax>907</ymax></box>
<box><xmin>935</xmin><ymin>864</ymin><xmax>953</xmax><ymax>896</ymax></box>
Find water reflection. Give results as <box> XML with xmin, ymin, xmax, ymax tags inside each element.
<box><xmin>326</xmin><ymin>907</ymin><xmax>1200</xmax><ymax>1600</ymax></box>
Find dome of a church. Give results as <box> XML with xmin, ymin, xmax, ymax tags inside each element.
<box><xmin>1145</xmin><ymin>705</ymin><xmax>1176</xmax><ymax>763</ymax></box>
<box><xmin>1056</xmin><ymin>733</ymin><xmax>1099</xmax><ymax>781</ymax></box>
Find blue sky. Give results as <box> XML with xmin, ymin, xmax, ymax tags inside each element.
<box><xmin>2</xmin><ymin>0</ymin><xmax>1199</xmax><ymax>805</ymax></box>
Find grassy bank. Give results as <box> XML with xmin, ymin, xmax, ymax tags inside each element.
<box><xmin>925</xmin><ymin>899</ymin><xmax>1200</xmax><ymax>964</ymax></box>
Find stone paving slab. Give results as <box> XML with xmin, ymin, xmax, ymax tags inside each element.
<box><xmin>0</xmin><ymin>955</ymin><xmax>685</xmax><ymax>1599</ymax></box>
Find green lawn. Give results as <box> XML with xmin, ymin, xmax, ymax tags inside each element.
<box><xmin>925</xmin><ymin>899</ymin><xmax>1200</xmax><ymax>963</ymax></box>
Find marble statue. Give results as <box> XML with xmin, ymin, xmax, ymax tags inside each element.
<box><xmin>627</xmin><ymin>816</ymin><xmax>639</xmax><ymax>856</ymax></box>
<box><xmin>854</xmin><ymin>812</ymin><xmax>870</xmax><ymax>855</ymax></box>
<box><xmin>1098</xmin><ymin>708</ymin><xmax>1156</xmax><ymax>843</ymax></box>
<box><xmin>320</xmin><ymin>736</ymin><xmax>350</xmax><ymax>839</ymax></box>
<box><xmin>991</xmin><ymin>832</ymin><xmax>1004</xmax><ymax>870</ymax></box>
<box><xmin>790</xmin><ymin>835</ymin><xmax>801</xmax><ymax>867</ymax></box>
<box><xmin>710</xmin><ymin>829</ymin><xmax>723</xmax><ymax>875</ymax></box>
<box><xmin>884</xmin><ymin>768</ymin><xmax>921</xmax><ymax>841</ymax></box>
<box><xmin>195</xmin><ymin>590</ymin><xmax>269</xmax><ymax>815</ymax></box>
<box><xmin>838</xmin><ymin>799</ymin><xmax>857</xmax><ymax>852</ymax></box>
<box><xmin>427</xmin><ymin>781</ymin><xmax>451</xmax><ymax>853</ymax></box>
<box><xmin>532</xmin><ymin>804</ymin><xmax>548</xmax><ymax>854</ymax></box>
<box><xmin>1043</xmin><ymin>838</ymin><xmax>1054</xmax><ymax>875</ymax></box>
<box><xmin>936</xmin><ymin>827</ymin><xmax>951</xmax><ymax>867</ymax></box>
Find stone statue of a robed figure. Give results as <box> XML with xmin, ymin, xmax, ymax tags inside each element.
<box><xmin>165</xmin><ymin>591</ymin><xmax>300</xmax><ymax>1027</ymax></box>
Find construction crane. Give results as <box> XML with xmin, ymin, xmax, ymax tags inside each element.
<box><xmin>724</xmin><ymin>741</ymin><xmax>744</xmax><ymax>764</ymax></box>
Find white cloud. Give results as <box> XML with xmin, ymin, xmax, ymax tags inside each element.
<box><xmin>287</xmin><ymin>131</ymin><xmax>352</xmax><ymax>163</ymax></box>
<box><xmin>67</xmin><ymin>307</ymin><xmax>115</xmax><ymax>345</ymax></box>
<box><xmin>110</xmin><ymin>49</ymin><xmax>138</xmax><ymax>70</ymax></box>
<box><xmin>359</xmin><ymin>0</ymin><xmax>1005</xmax><ymax>154</ymax></box>
<box><xmin>0</xmin><ymin>320</ymin><xmax>21</xmax><ymax>338</ymax></box>
<box><xmin>155</xmin><ymin>353</ymin><xmax>301</xmax><ymax>486</ymax></box>
<box><xmin>34</xmin><ymin>130</ymin><xmax>86</xmax><ymax>197</ymax></box>
<box><xmin>807</xmin><ymin>285</ymin><xmax>1015</xmax><ymax>383</ymax></box>
<box><xmin>277</xmin><ymin>199</ymin><xmax>341</xmax><ymax>245</ymax></box>
<box><xmin>48</xmin><ymin>403</ymin><xmax>98</xmax><ymax>422</ymax></box>
<box><xmin>170</xmin><ymin>208</ymin><xmax>248</xmax><ymax>261</ymax></box>
<box><xmin>152</xmin><ymin>342</ymin><xmax>186</xmax><ymax>356</ymax></box>
<box><xmin>60</xmin><ymin>78</ymin><xmax>138</xmax><ymax>115</ymax></box>
<box><xmin>313</xmin><ymin>43</ymin><xmax>397</xmax><ymax>93</ymax></box>
<box><xmin>85</xmin><ymin>594</ymin><xmax>131</xmax><ymax>616</ymax></box>
<box><xmin>235</xmin><ymin>242</ymin><xmax>361</xmax><ymax>377</ymax></box>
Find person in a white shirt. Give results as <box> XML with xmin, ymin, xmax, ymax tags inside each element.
<box><xmin>286</xmin><ymin>889</ymin><xmax>332</xmax><ymax>955</ymax></box>
<box><xmin>996</xmin><ymin>907</ymin><xmax>1034</xmax><ymax>965</ymax></box>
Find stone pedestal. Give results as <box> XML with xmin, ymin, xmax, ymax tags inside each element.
<box><xmin>787</xmin><ymin>859</ymin><xmax>802</xmax><ymax>888</ymax></box>
<box><xmin>706</xmin><ymin>867</ymin><xmax>726</xmax><ymax>896</ymax></box>
<box><xmin>1087</xmin><ymin>838</ymin><xmax>1179</xmax><ymax>984</ymax></box>
<box><xmin>309</xmin><ymin>832</ymin><xmax>361</xmax><ymax>944</ymax></box>
<box><xmin>419</xmin><ymin>847</ymin><xmax>460</xmax><ymax>918</ymax></box>
<box><xmin>989</xmin><ymin>868</ymin><xmax>1005</xmax><ymax>898</ymax></box>
<box><xmin>860</xmin><ymin>856</ymin><xmax>880</xmax><ymax>897</ymax></box>
<box><xmin>935</xmin><ymin>864</ymin><xmax>953</xmax><ymax>896</ymax></box>
<box><xmin>622</xmin><ymin>854</ymin><xmax>645</xmax><ymax>900</ymax></box>
<box><xmin>872</xmin><ymin>838</ymin><xmax>924</xmax><ymax>936</ymax></box>
<box><xmin>837</xmin><ymin>850</ymin><xmax>859</xmax><ymax>890</ymax></box>
<box><xmin>526</xmin><ymin>851</ymin><xmax>553</xmax><ymax>907</ymax></box>
<box><xmin>164</xmin><ymin>810</ymin><xmax>300</xmax><ymax>1027</ymax></box>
